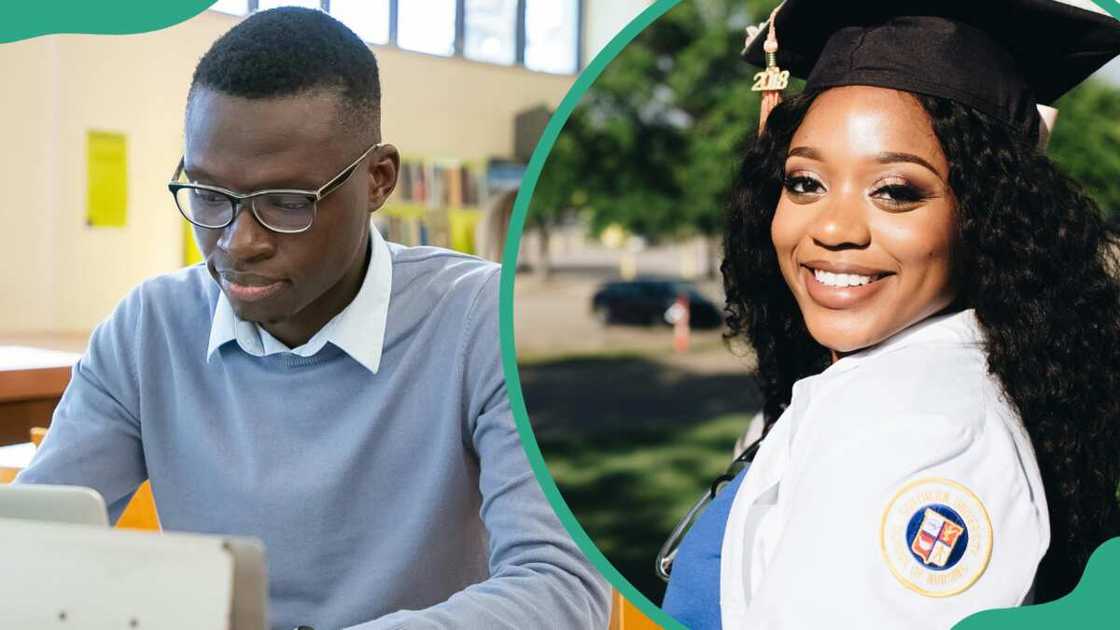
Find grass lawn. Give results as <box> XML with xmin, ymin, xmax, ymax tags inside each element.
<box><xmin>539</xmin><ymin>412</ymin><xmax>754</xmax><ymax>603</ymax></box>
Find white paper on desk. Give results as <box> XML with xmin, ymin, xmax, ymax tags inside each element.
<box><xmin>0</xmin><ymin>345</ymin><xmax>81</xmax><ymax>371</ymax></box>
<box><xmin>0</xmin><ymin>518</ymin><xmax>262</xmax><ymax>629</ymax></box>
<box><xmin>0</xmin><ymin>442</ymin><xmax>36</xmax><ymax>468</ymax></box>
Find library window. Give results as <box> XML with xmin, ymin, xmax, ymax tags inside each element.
<box><xmin>330</xmin><ymin>0</ymin><xmax>390</xmax><ymax>45</ymax></box>
<box><xmin>209</xmin><ymin>0</ymin><xmax>249</xmax><ymax>15</ymax></box>
<box><xmin>464</xmin><ymin>0</ymin><xmax>518</xmax><ymax>65</ymax></box>
<box><xmin>256</xmin><ymin>0</ymin><xmax>321</xmax><ymax>10</ymax></box>
<box><xmin>223</xmin><ymin>0</ymin><xmax>583</xmax><ymax>74</ymax></box>
<box><xmin>398</xmin><ymin>0</ymin><xmax>457</xmax><ymax>57</ymax></box>
<box><xmin>524</xmin><ymin>0</ymin><xmax>579</xmax><ymax>74</ymax></box>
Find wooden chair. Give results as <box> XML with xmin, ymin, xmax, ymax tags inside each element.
<box><xmin>608</xmin><ymin>588</ymin><xmax>664</xmax><ymax>629</ymax></box>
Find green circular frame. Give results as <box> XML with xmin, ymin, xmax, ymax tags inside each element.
<box><xmin>498</xmin><ymin>1</ymin><xmax>1120</xmax><ymax>628</ymax></box>
<box><xmin>2</xmin><ymin>1</ymin><xmax>1119</xmax><ymax>627</ymax></box>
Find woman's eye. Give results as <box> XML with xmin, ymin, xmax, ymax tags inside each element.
<box><xmin>871</xmin><ymin>183</ymin><xmax>926</xmax><ymax>205</ymax></box>
<box><xmin>783</xmin><ymin>175</ymin><xmax>825</xmax><ymax>195</ymax></box>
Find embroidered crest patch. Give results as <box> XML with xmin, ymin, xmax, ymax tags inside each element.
<box><xmin>880</xmin><ymin>478</ymin><xmax>992</xmax><ymax>597</ymax></box>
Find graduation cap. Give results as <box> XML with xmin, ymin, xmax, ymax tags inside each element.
<box><xmin>742</xmin><ymin>0</ymin><xmax>1120</xmax><ymax>145</ymax></box>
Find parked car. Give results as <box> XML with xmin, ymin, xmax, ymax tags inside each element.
<box><xmin>590</xmin><ymin>278</ymin><xmax>723</xmax><ymax>329</ymax></box>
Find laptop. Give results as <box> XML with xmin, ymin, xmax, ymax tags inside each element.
<box><xmin>0</xmin><ymin>483</ymin><xmax>110</xmax><ymax>526</ymax></box>
<box><xmin>0</xmin><ymin>484</ymin><xmax>268</xmax><ymax>629</ymax></box>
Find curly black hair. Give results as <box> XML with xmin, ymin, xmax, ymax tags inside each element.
<box><xmin>722</xmin><ymin>90</ymin><xmax>1120</xmax><ymax>600</ymax></box>
<box><xmin>189</xmin><ymin>7</ymin><xmax>381</xmax><ymax>139</ymax></box>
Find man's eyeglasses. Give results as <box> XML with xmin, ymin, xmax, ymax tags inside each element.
<box><xmin>654</xmin><ymin>436</ymin><xmax>763</xmax><ymax>583</ymax></box>
<box><xmin>168</xmin><ymin>141</ymin><xmax>381</xmax><ymax>234</ymax></box>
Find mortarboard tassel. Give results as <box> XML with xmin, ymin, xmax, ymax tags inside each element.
<box><xmin>751</xmin><ymin>4</ymin><xmax>789</xmax><ymax>134</ymax></box>
<box><xmin>1037</xmin><ymin>104</ymin><xmax>1059</xmax><ymax>151</ymax></box>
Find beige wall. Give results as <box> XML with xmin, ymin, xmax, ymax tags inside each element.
<box><xmin>0</xmin><ymin>9</ymin><xmax>580</xmax><ymax>334</ymax></box>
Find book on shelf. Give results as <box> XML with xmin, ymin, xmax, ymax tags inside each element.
<box><xmin>393</xmin><ymin>158</ymin><xmax>486</xmax><ymax>209</ymax></box>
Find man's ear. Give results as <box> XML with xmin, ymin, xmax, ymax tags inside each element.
<box><xmin>367</xmin><ymin>144</ymin><xmax>400</xmax><ymax>213</ymax></box>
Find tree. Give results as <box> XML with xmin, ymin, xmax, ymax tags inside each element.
<box><xmin>531</xmin><ymin>0</ymin><xmax>783</xmax><ymax>276</ymax></box>
<box><xmin>1049</xmin><ymin>79</ymin><xmax>1120</xmax><ymax>217</ymax></box>
<box><xmin>530</xmin><ymin>0</ymin><xmax>1119</xmax><ymax>278</ymax></box>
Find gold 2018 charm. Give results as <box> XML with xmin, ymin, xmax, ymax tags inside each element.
<box><xmin>752</xmin><ymin>67</ymin><xmax>790</xmax><ymax>92</ymax></box>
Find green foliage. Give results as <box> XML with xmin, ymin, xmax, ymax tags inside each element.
<box><xmin>533</xmin><ymin>0</ymin><xmax>1120</xmax><ymax>242</ymax></box>
<box><xmin>1049</xmin><ymin>80</ymin><xmax>1120</xmax><ymax>217</ymax></box>
<box><xmin>532</xmin><ymin>0</ymin><xmax>783</xmax><ymax>240</ymax></box>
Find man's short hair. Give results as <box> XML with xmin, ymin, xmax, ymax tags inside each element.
<box><xmin>189</xmin><ymin>7</ymin><xmax>381</xmax><ymax>139</ymax></box>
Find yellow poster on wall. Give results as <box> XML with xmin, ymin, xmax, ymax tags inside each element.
<box><xmin>183</xmin><ymin>221</ymin><xmax>203</xmax><ymax>266</ymax></box>
<box><xmin>86</xmin><ymin>131</ymin><xmax>128</xmax><ymax>227</ymax></box>
<box><xmin>448</xmin><ymin>207</ymin><xmax>482</xmax><ymax>255</ymax></box>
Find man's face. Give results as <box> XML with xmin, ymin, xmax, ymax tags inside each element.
<box><xmin>184</xmin><ymin>88</ymin><xmax>395</xmax><ymax>341</ymax></box>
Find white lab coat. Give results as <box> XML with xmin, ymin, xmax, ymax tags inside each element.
<box><xmin>720</xmin><ymin>309</ymin><xmax>1049</xmax><ymax>629</ymax></box>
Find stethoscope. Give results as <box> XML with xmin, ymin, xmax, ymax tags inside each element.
<box><xmin>655</xmin><ymin>436</ymin><xmax>764</xmax><ymax>583</ymax></box>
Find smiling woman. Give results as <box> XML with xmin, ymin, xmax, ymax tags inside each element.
<box><xmin>771</xmin><ymin>87</ymin><xmax>957</xmax><ymax>355</ymax></box>
<box><xmin>656</xmin><ymin>1</ymin><xmax>1120</xmax><ymax>628</ymax></box>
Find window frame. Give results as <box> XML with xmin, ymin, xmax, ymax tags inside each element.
<box><xmin>230</xmin><ymin>0</ymin><xmax>583</xmax><ymax>74</ymax></box>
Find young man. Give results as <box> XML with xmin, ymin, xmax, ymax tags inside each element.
<box><xmin>17</xmin><ymin>8</ymin><xmax>608</xmax><ymax>629</ymax></box>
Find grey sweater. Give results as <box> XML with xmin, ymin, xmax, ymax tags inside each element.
<box><xmin>18</xmin><ymin>243</ymin><xmax>608</xmax><ymax>629</ymax></box>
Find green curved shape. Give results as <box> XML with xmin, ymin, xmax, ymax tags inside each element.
<box><xmin>1</xmin><ymin>0</ymin><xmax>216</xmax><ymax>44</ymax></box>
<box><xmin>499</xmin><ymin>0</ymin><xmax>1120</xmax><ymax>628</ymax></box>
<box><xmin>499</xmin><ymin>1</ymin><xmax>686</xmax><ymax>627</ymax></box>
<box><xmin>955</xmin><ymin>537</ymin><xmax>1120</xmax><ymax>629</ymax></box>
<box><xmin>1100</xmin><ymin>0</ymin><xmax>1120</xmax><ymax>20</ymax></box>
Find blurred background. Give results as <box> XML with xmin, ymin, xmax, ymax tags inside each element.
<box><xmin>516</xmin><ymin>0</ymin><xmax>1120</xmax><ymax>605</ymax></box>
<box><xmin>0</xmin><ymin>0</ymin><xmax>651</xmax><ymax>441</ymax></box>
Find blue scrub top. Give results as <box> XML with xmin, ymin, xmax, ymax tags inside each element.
<box><xmin>661</xmin><ymin>467</ymin><xmax>748</xmax><ymax>630</ymax></box>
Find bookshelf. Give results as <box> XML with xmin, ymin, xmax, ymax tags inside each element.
<box><xmin>380</xmin><ymin>157</ymin><xmax>487</xmax><ymax>254</ymax></box>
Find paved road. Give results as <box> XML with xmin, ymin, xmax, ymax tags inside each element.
<box><xmin>513</xmin><ymin>268</ymin><xmax>736</xmax><ymax>360</ymax></box>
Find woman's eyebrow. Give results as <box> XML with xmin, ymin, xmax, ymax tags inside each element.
<box><xmin>787</xmin><ymin>146</ymin><xmax>821</xmax><ymax>160</ymax></box>
<box><xmin>787</xmin><ymin>146</ymin><xmax>945</xmax><ymax>178</ymax></box>
<box><xmin>874</xmin><ymin>151</ymin><xmax>943</xmax><ymax>177</ymax></box>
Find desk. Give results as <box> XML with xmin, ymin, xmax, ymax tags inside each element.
<box><xmin>0</xmin><ymin>441</ymin><xmax>36</xmax><ymax>483</ymax></box>
<box><xmin>0</xmin><ymin>346</ymin><xmax>81</xmax><ymax>446</ymax></box>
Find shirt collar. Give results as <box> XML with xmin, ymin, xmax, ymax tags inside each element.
<box><xmin>823</xmin><ymin>308</ymin><xmax>982</xmax><ymax>376</ymax></box>
<box><xmin>206</xmin><ymin>221</ymin><xmax>393</xmax><ymax>375</ymax></box>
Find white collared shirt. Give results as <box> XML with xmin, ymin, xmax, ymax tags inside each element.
<box><xmin>720</xmin><ymin>310</ymin><xmax>1049</xmax><ymax>628</ymax></box>
<box><xmin>206</xmin><ymin>221</ymin><xmax>392</xmax><ymax>374</ymax></box>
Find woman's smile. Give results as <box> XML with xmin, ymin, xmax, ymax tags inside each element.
<box><xmin>800</xmin><ymin>262</ymin><xmax>895</xmax><ymax>310</ymax></box>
